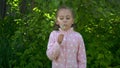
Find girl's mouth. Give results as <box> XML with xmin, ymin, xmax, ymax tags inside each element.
<box><xmin>60</xmin><ymin>24</ymin><xmax>66</xmax><ymax>30</ymax></box>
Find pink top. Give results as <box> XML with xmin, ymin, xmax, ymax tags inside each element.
<box><xmin>46</xmin><ymin>28</ymin><xmax>86</xmax><ymax>68</ymax></box>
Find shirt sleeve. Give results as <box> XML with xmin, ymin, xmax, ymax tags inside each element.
<box><xmin>46</xmin><ymin>31</ymin><xmax>60</xmax><ymax>60</ymax></box>
<box><xmin>77</xmin><ymin>34</ymin><xmax>87</xmax><ymax>68</ymax></box>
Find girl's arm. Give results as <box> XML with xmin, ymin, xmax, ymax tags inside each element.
<box><xmin>77</xmin><ymin>35</ymin><xmax>87</xmax><ymax>68</ymax></box>
<box><xmin>46</xmin><ymin>31</ymin><xmax>60</xmax><ymax>60</ymax></box>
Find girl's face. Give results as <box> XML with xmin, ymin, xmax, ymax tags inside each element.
<box><xmin>56</xmin><ymin>9</ymin><xmax>74</xmax><ymax>31</ymax></box>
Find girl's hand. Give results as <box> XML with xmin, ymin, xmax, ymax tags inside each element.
<box><xmin>58</xmin><ymin>34</ymin><xmax>64</xmax><ymax>44</ymax></box>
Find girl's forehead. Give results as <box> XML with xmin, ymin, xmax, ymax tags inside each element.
<box><xmin>57</xmin><ymin>9</ymin><xmax>72</xmax><ymax>16</ymax></box>
<box><xmin>58</xmin><ymin>9</ymin><xmax>71</xmax><ymax>13</ymax></box>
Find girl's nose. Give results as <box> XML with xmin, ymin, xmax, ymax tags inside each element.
<box><xmin>63</xmin><ymin>19</ymin><xmax>67</xmax><ymax>23</ymax></box>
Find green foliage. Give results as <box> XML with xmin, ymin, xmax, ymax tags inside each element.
<box><xmin>10</xmin><ymin>12</ymin><xmax>52</xmax><ymax>68</ymax></box>
<box><xmin>0</xmin><ymin>16</ymin><xmax>17</xmax><ymax>68</ymax></box>
<box><xmin>0</xmin><ymin>0</ymin><xmax>120</xmax><ymax>68</ymax></box>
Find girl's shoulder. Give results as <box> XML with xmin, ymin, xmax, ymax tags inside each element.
<box><xmin>73</xmin><ymin>31</ymin><xmax>83</xmax><ymax>39</ymax></box>
<box><xmin>50</xmin><ymin>30</ymin><xmax>59</xmax><ymax>35</ymax></box>
<box><xmin>51</xmin><ymin>30</ymin><xmax>59</xmax><ymax>34</ymax></box>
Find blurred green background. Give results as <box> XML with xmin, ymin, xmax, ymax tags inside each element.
<box><xmin>0</xmin><ymin>0</ymin><xmax>120</xmax><ymax>68</ymax></box>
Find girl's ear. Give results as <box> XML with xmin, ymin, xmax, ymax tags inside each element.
<box><xmin>72</xmin><ymin>18</ymin><xmax>74</xmax><ymax>23</ymax></box>
<box><xmin>56</xmin><ymin>20</ymin><xmax>59</xmax><ymax>25</ymax></box>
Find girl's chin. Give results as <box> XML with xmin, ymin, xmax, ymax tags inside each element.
<box><xmin>62</xmin><ymin>28</ymin><xmax>70</xmax><ymax>31</ymax></box>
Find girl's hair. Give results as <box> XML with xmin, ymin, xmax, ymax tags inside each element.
<box><xmin>53</xmin><ymin>5</ymin><xmax>75</xmax><ymax>30</ymax></box>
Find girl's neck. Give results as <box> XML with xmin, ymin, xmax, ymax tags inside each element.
<box><xmin>59</xmin><ymin>27</ymin><xmax>73</xmax><ymax>32</ymax></box>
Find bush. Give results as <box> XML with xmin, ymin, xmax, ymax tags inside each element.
<box><xmin>0</xmin><ymin>0</ymin><xmax>120</xmax><ymax>68</ymax></box>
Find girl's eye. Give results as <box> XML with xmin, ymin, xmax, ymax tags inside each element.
<box><xmin>66</xmin><ymin>17</ymin><xmax>70</xmax><ymax>20</ymax></box>
<box><xmin>60</xmin><ymin>18</ymin><xmax>64</xmax><ymax>20</ymax></box>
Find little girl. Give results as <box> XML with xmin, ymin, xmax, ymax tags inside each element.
<box><xmin>46</xmin><ymin>6</ymin><xmax>86</xmax><ymax>68</ymax></box>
